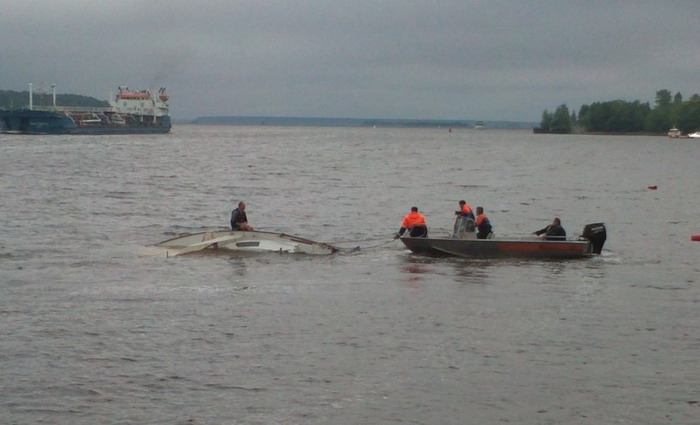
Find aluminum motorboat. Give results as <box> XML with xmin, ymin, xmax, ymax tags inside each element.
<box><xmin>399</xmin><ymin>218</ymin><xmax>606</xmax><ymax>259</ymax></box>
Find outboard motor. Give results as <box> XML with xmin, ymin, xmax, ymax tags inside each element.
<box><xmin>582</xmin><ymin>223</ymin><xmax>606</xmax><ymax>254</ymax></box>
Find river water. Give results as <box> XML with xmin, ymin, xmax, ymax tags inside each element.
<box><xmin>1</xmin><ymin>125</ymin><xmax>698</xmax><ymax>424</ymax></box>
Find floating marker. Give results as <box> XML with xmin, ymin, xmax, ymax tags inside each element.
<box><xmin>691</xmin><ymin>235</ymin><xmax>700</xmax><ymax>242</ymax></box>
<box><xmin>647</xmin><ymin>185</ymin><xmax>657</xmax><ymax>190</ymax></box>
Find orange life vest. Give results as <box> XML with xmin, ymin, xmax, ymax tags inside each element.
<box><xmin>475</xmin><ymin>214</ymin><xmax>488</xmax><ymax>226</ymax></box>
<box><xmin>461</xmin><ymin>204</ymin><xmax>473</xmax><ymax>216</ymax></box>
<box><xmin>402</xmin><ymin>211</ymin><xmax>427</xmax><ymax>228</ymax></box>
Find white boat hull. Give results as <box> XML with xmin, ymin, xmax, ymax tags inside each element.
<box><xmin>153</xmin><ymin>230</ymin><xmax>338</xmax><ymax>256</ymax></box>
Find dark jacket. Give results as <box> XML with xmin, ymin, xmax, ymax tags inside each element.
<box><xmin>535</xmin><ymin>224</ymin><xmax>566</xmax><ymax>240</ymax></box>
<box><xmin>230</xmin><ymin>208</ymin><xmax>248</xmax><ymax>230</ymax></box>
<box><xmin>475</xmin><ymin>214</ymin><xmax>492</xmax><ymax>238</ymax></box>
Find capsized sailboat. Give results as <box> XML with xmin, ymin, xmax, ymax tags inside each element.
<box><xmin>153</xmin><ymin>229</ymin><xmax>339</xmax><ymax>257</ymax></box>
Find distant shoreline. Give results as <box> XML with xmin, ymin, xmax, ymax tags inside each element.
<box><xmin>188</xmin><ymin>116</ymin><xmax>537</xmax><ymax>129</ymax></box>
<box><xmin>534</xmin><ymin>128</ymin><xmax>666</xmax><ymax>136</ymax></box>
<box><xmin>581</xmin><ymin>131</ymin><xmax>666</xmax><ymax>136</ymax></box>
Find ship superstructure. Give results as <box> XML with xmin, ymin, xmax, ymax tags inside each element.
<box><xmin>0</xmin><ymin>84</ymin><xmax>171</xmax><ymax>134</ymax></box>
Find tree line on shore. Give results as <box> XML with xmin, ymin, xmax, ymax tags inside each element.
<box><xmin>0</xmin><ymin>90</ymin><xmax>108</xmax><ymax>109</ymax></box>
<box><xmin>538</xmin><ymin>89</ymin><xmax>700</xmax><ymax>134</ymax></box>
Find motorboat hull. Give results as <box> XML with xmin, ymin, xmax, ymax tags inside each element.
<box><xmin>400</xmin><ymin>220</ymin><xmax>606</xmax><ymax>259</ymax></box>
<box><xmin>154</xmin><ymin>230</ymin><xmax>338</xmax><ymax>256</ymax></box>
<box><xmin>400</xmin><ymin>236</ymin><xmax>593</xmax><ymax>259</ymax></box>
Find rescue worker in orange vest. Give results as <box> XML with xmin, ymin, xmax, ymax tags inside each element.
<box><xmin>475</xmin><ymin>206</ymin><xmax>493</xmax><ymax>239</ymax></box>
<box><xmin>394</xmin><ymin>206</ymin><xmax>428</xmax><ymax>238</ymax></box>
<box><xmin>455</xmin><ymin>200</ymin><xmax>475</xmax><ymax>220</ymax></box>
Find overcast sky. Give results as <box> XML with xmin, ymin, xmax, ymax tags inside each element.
<box><xmin>2</xmin><ymin>0</ymin><xmax>699</xmax><ymax>121</ymax></box>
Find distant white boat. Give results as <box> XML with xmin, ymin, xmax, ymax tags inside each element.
<box><xmin>474</xmin><ymin>120</ymin><xmax>485</xmax><ymax>130</ymax></box>
<box><xmin>688</xmin><ymin>131</ymin><xmax>700</xmax><ymax>138</ymax></box>
<box><xmin>668</xmin><ymin>127</ymin><xmax>682</xmax><ymax>138</ymax></box>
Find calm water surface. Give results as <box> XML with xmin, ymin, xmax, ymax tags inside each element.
<box><xmin>1</xmin><ymin>125</ymin><xmax>699</xmax><ymax>424</ymax></box>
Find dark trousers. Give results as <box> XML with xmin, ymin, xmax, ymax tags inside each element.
<box><xmin>409</xmin><ymin>226</ymin><xmax>428</xmax><ymax>238</ymax></box>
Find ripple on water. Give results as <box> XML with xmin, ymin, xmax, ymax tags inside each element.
<box><xmin>1</xmin><ymin>127</ymin><xmax>699</xmax><ymax>424</ymax></box>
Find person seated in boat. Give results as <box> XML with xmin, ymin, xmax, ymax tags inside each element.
<box><xmin>394</xmin><ymin>206</ymin><xmax>428</xmax><ymax>239</ymax></box>
<box><xmin>475</xmin><ymin>206</ymin><xmax>493</xmax><ymax>239</ymax></box>
<box><xmin>455</xmin><ymin>200</ymin><xmax>475</xmax><ymax>220</ymax></box>
<box><xmin>230</xmin><ymin>201</ymin><xmax>254</xmax><ymax>231</ymax></box>
<box><xmin>533</xmin><ymin>217</ymin><xmax>566</xmax><ymax>240</ymax></box>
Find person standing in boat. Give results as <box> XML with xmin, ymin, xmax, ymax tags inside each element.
<box><xmin>230</xmin><ymin>201</ymin><xmax>254</xmax><ymax>231</ymax></box>
<box><xmin>453</xmin><ymin>200</ymin><xmax>476</xmax><ymax>234</ymax></box>
<box><xmin>394</xmin><ymin>206</ymin><xmax>428</xmax><ymax>239</ymax></box>
<box><xmin>475</xmin><ymin>206</ymin><xmax>493</xmax><ymax>239</ymax></box>
<box><xmin>533</xmin><ymin>217</ymin><xmax>566</xmax><ymax>240</ymax></box>
<box><xmin>455</xmin><ymin>200</ymin><xmax>475</xmax><ymax>219</ymax></box>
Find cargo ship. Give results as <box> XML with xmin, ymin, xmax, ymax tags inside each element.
<box><xmin>0</xmin><ymin>84</ymin><xmax>171</xmax><ymax>134</ymax></box>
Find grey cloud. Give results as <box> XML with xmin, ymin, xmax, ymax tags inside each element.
<box><xmin>2</xmin><ymin>0</ymin><xmax>699</xmax><ymax>120</ymax></box>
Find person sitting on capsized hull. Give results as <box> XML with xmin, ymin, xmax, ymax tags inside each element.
<box><xmin>230</xmin><ymin>201</ymin><xmax>254</xmax><ymax>231</ymax></box>
<box><xmin>394</xmin><ymin>206</ymin><xmax>428</xmax><ymax>239</ymax></box>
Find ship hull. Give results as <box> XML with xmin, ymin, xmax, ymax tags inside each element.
<box><xmin>0</xmin><ymin>108</ymin><xmax>171</xmax><ymax>135</ymax></box>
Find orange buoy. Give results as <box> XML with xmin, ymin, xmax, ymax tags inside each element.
<box><xmin>691</xmin><ymin>235</ymin><xmax>700</xmax><ymax>242</ymax></box>
<box><xmin>647</xmin><ymin>185</ymin><xmax>657</xmax><ymax>190</ymax></box>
